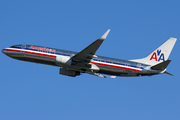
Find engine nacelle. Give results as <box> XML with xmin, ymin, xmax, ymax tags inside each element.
<box><xmin>55</xmin><ymin>55</ymin><xmax>72</xmax><ymax>66</ymax></box>
<box><xmin>59</xmin><ymin>68</ymin><xmax>80</xmax><ymax>77</ymax></box>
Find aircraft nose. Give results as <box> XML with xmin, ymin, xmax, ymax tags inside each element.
<box><xmin>2</xmin><ymin>48</ymin><xmax>6</xmax><ymax>54</ymax></box>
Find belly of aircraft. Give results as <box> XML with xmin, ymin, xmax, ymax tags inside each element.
<box><xmin>97</xmin><ymin>65</ymin><xmax>158</xmax><ymax>77</ymax></box>
<box><xmin>6</xmin><ymin>51</ymin><xmax>57</xmax><ymax>66</ymax></box>
<box><xmin>5</xmin><ymin>50</ymin><xmax>159</xmax><ymax>77</ymax></box>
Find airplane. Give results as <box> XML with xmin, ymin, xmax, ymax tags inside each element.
<box><xmin>2</xmin><ymin>29</ymin><xmax>177</xmax><ymax>78</ymax></box>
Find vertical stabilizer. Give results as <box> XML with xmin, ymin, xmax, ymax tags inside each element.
<box><xmin>130</xmin><ymin>38</ymin><xmax>177</xmax><ymax>65</ymax></box>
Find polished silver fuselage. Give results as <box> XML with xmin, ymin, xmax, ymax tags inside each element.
<box><xmin>2</xmin><ymin>44</ymin><xmax>161</xmax><ymax>77</ymax></box>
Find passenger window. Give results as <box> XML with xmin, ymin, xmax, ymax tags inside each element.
<box><xmin>22</xmin><ymin>45</ymin><xmax>26</xmax><ymax>49</ymax></box>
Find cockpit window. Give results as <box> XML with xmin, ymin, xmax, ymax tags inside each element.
<box><xmin>10</xmin><ymin>46</ymin><xmax>16</xmax><ymax>48</ymax></box>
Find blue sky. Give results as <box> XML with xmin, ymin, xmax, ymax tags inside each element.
<box><xmin>0</xmin><ymin>0</ymin><xmax>180</xmax><ymax>120</ymax></box>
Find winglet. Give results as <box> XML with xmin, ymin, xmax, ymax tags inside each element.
<box><xmin>100</xmin><ymin>29</ymin><xmax>110</xmax><ymax>40</ymax></box>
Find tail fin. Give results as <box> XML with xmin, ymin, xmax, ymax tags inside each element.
<box><xmin>131</xmin><ymin>38</ymin><xmax>177</xmax><ymax>65</ymax></box>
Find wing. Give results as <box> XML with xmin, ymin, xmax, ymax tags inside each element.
<box><xmin>87</xmin><ymin>72</ymin><xmax>117</xmax><ymax>78</ymax></box>
<box><xmin>72</xmin><ymin>29</ymin><xmax>110</xmax><ymax>63</ymax></box>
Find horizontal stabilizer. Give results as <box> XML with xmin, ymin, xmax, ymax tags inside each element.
<box><xmin>151</xmin><ymin>60</ymin><xmax>171</xmax><ymax>70</ymax></box>
<box><xmin>164</xmin><ymin>71</ymin><xmax>173</xmax><ymax>76</ymax></box>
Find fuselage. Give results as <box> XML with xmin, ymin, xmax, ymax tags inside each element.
<box><xmin>2</xmin><ymin>44</ymin><xmax>161</xmax><ymax>77</ymax></box>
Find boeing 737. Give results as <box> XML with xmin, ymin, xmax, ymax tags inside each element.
<box><xmin>2</xmin><ymin>29</ymin><xmax>177</xmax><ymax>78</ymax></box>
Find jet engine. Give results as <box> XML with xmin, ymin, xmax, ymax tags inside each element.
<box><xmin>55</xmin><ymin>55</ymin><xmax>72</xmax><ymax>66</ymax></box>
<box><xmin>59</xmin><ymin>68</ymin><xmax>80</xmax><ymax>77</ymax></box>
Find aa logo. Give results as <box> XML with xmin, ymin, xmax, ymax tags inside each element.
<box><xmin>150</xmin><ymin>49</ymin><xmax>165</xmax><ymax>62</ymax></box>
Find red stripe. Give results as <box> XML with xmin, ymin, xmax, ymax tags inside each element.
<box><xmin>91</xmin><ymin>61</ymin><xmax>141</xmax><ymax>72</ymax></box>
<box><xmin>28</xmin><ymin>51</ymin><xmax>56</xmax><ymax>58</ymax></box>
<box><xmin>3</xmin><ymin>48</ymin><xmax>21</xmax><ymax>52</ymax></box>
<box><xmin>3</xmin><ymin>48</ymin><xmax>56</xmax><ymax>58</ymax></box>
<box><xmin>4</xmin><ymin>48</ymin><xmax>141</xmax><ymax>72</ymax></box>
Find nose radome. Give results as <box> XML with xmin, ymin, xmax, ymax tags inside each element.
<box><xmin>2</xmin><ymin>48</ymin><xmax>7</xmax><ymax>54</ymax></box>
<box><xmin>2</xmin><ymin>49</ymin><xmax>5</xmax><ymax>53</ymax></box>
